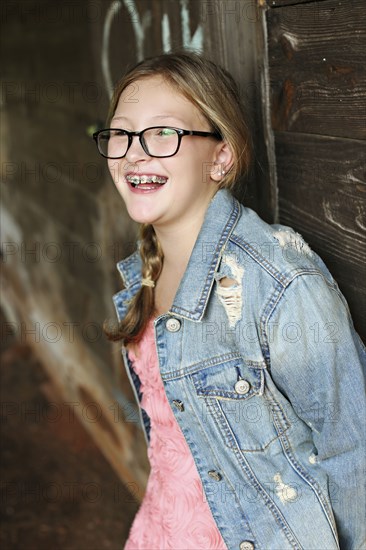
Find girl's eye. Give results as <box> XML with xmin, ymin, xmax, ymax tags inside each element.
<box><xmin>157</xmin><ymin>128</ymin><xmax>176</xmax><ymax>137</ymax></box>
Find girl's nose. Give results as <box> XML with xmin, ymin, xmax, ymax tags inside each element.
<box><xmin>125</xmin><ymin>135</ymin><xmax>150</xmax><ymax>163</ymax></box>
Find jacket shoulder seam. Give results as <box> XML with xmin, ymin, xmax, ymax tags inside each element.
<box><xmin>229</xmin><ymin>234</ymin><xmax>288</xmax><ymax>286</ymax></box>
<box><xmin>259</xmin><ymin>270</ymin><xmax>338</xmax><ymax>367</ymax></box>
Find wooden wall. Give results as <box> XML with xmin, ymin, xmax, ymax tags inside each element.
<box><xmin>265</xmin><ymin>0</ymin><xmax>366</xmax><ymax>341</ymax></box>
<box><xmin>1</xmin><ymin>0</ymin><xmax>272</xmax><ymax>498</ymax></box>
<box><xmin>2</xmin><ymin>0</ymin><xmax>363</xmax><ymax>507</ymax></box>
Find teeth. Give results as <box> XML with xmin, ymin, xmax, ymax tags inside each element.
<box><xmin>126</xmin><ymin>175</ymin><xmax>167</xmax><ymax>186</ymax></box>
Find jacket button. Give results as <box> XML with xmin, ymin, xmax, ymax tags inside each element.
<box><xmin>165</xmin><ymin>318</ymin><xmax>181</xmax><ymax>332</ymax></box>
<box><xmin>208</xmin><ymin>470</ymin><xmax>222</xmax><ymax>481</ymax></box>
<box><xmin>239</xmin><ymin>542</ymin><xmax>254</xmax><ymax>550</ymax></box>
<box><xmin>172</xmin><ymin>399</ymin><xmax>185</xmax><ymax>412</ymax></box>
<box><xmin>234</xmin><ymin>379</ymin><xmax>250</xmax><ymax>395</ymax></box>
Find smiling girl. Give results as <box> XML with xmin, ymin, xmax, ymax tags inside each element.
<box><xmin>94</xmin><ymin>52</ymin><xmax>365</xmax><ymax>550</ymax></box>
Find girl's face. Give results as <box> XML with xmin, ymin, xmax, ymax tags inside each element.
<box><xmin>108</xmin><ymin>76</ymin><xmax>228</xmax><ymax>230</ymax></box>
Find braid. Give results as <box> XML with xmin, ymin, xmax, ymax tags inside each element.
<box><xmin>140</xmin><ymin>223</ymin><xmax>164</xmax><ymax>288</ymax></box>
<box><xmin>103</xmin><ymin>224</ymin><xmax>163</xmax><ymax>344</ymax></box>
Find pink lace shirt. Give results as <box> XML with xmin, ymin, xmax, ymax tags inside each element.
<box><xmin>124</xmin><ymin>317</ymin><xmax>227</xmax><ymax>550</ymax></box>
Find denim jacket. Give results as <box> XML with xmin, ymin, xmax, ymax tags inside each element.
<box><xmin>113</xmin><ymin>189</ymin><xmax>366</xmax><ymax>550</ymax></box>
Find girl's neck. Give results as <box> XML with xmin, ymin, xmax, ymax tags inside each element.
<box><xmin>151</xmin><ymin>192</ymin><xmax>216</xmax><ymax>317</ymax></box>
<box><xmin>152</xmin><ymin>190</ymin><xmax>216</xmax><ymax>274</ymax></box>
<box><xmin>151</xmin><ymin>211</ymin><xmax>203</xmax><ymax>316</ymax></box>
<box><xmin>152</xmin><ymin>224</ymin><xmax>197</xmax><ymax>318</ymax></box>
<box><xmin>153</xmin><ymin>215</ymin><xmax>204</xmax><ymax>276</ymax></box>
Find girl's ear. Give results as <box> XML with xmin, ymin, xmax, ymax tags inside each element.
<box><xmin>209</xmin><ymin>141</ymin><xmax>234</xmax><ymax>182</ymax></box>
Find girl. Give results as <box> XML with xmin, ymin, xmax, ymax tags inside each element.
<box><xmin>93</xmin><ymin>52</ymin><xmax>365</xmax><ymax>550</ymax></box>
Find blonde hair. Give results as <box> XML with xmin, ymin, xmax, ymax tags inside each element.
<box><xmin>104</xmin><ymin>51</ymin><xmax>252</xmax><ymax>344</ymax></box>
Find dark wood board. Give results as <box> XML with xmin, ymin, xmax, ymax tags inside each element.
<box><xmin>266</xmin><ymin>0</ymin><xmax>328</xmax><ymax>6</ymax></box>
<box><xmin>274</xmin><ymin>130</ymin><xmax>366</xmax><ymax>340</ymax></box>
<box><xmin>267</xmin><ymin>0</ymin><xmax>366</xmax><ymax>139</ymax></box>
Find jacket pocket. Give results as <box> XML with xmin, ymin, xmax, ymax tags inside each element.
<box><xmin>191</xmin><ymin>358</ymin><xmax>290</xmax><ymax>452</ymax></box>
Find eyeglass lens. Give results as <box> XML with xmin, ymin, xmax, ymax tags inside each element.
<box><xmin>98</xmin><ymin>128</ymin><xmax>179</xmax><ymax>158</ymax></box>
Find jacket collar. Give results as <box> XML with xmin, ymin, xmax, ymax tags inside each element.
<box><xmin>171</xmin><ymin>189</ymin><xmax>240</xmax><ymax>320</ymax></box>
<box><xmin>113</xmin><ymin>251</ymin><xmax>142</xmax><ymax>322</ymax></box>
<box><xmin>113</xmin><ymin>189</ymin><xmax>240</xmax><ymax>322</ymax></box>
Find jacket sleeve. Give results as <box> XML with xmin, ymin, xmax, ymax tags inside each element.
<box><xmin>266</xmin><ymin>272</ymin><xmax>366</xmax><ymax>550</ymax></box>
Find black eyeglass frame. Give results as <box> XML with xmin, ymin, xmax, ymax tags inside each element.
<box><xmin>92</xmin><ymin>126</ymin><xmax>222</xmax><ymax>159</ymax></box>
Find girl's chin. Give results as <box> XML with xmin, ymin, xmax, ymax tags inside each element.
<box><xmin>126</xmin><ymin>207</ymin><xmax>161</xmax><ymax>226</ymax></box>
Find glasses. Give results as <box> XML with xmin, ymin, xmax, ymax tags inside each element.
<box><xmin>93</xmin><ymin>126</ymin><xmax>222</xmax><ymax>159</ymax></box>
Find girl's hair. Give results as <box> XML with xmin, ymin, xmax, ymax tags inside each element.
<box><xmin>104</xmin><ymin>51</ymin><xmax>252</xmax><ymax>344</ymax></box>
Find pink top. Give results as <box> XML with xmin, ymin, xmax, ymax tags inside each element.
<box><xmin>124</xmin><ymin>317</ymin><xmax>227</xmax><ymax>550</ymax></box>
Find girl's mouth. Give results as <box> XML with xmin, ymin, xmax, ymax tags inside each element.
<box><xmin>126</xmin><ymin>174</ymin><xmax>168</xmax><ymax>189</ymax></box>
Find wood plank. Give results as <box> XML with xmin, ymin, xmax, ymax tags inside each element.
<box><xmin>266</xmin><ymin>0</ymin><xmax>328</xmax><ymax>6</ymax></box>
<box><xmin>274</xmin><ymin>131</ymin><xmax>366</xmax><ymax>340</ymax></box>
<box><xmin>203</xmin><ymin>0</ymin><xmax>276</xmax><ymax>221</ymax></box>
<box><xmin>267</xmin><ymin>0</ymin><xmax>366</xmax><ymax>139</ymax></box>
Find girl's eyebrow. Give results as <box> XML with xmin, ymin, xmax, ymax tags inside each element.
<box><xmin>151</xmin><ymin>115</ymin><xmax>187</xmax><ymax>124</ymax></box>
<box><xmin>111</xmin><ymin>114</ymin><xmax>188</xmax><ymax>125</ymax></box>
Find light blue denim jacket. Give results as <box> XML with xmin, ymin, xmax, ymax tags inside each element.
<box><xmin>113</xmin><ymin>189</ymin><xmax>366</xmax><ymax>550</ymax></box>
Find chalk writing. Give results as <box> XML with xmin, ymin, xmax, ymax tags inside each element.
<box><xmin>102</xmin><ymin>0</ymin><xmax>203</xmax><ymax>98</ymax></box>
